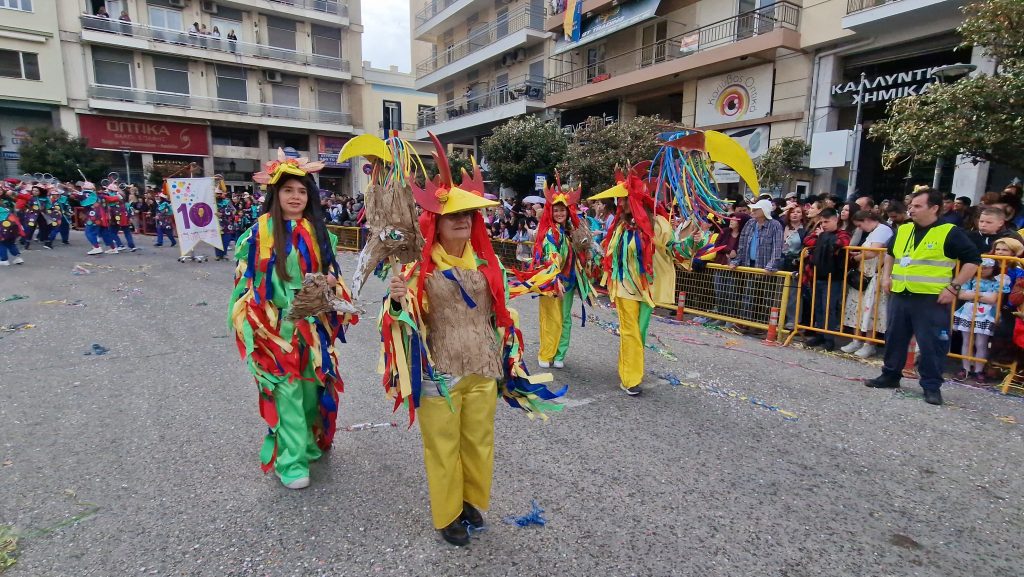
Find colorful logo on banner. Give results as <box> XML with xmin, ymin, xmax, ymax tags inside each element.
<box><xmin>168</xmin><ymin>177</ymin><xmax>223</xmax><ymax>256</ymax></box>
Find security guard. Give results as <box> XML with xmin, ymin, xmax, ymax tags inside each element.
<box><xmin>865</xmin><ymin>186</ymin><xmax>981</xmax><ymax>405</ymax></box>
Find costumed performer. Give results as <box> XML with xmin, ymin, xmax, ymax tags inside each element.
<box><xmin>382</xmin><ymin>135</ymin><xmax>565</xmax><ymax>546</ymax></box>
<box><xmin>0</xmin><ymin>203</ymin><xmax>24</xmax><ymax>265</ymax></box>
<box><xmin>510</xmin><ymin>177</ymin><xmax>596</xmax><ymax>368</ymax></box>
<box><xmin>229</xmin><ymin>150</ymin><xmax>359</xmax><ymax>489</ymax></box>
<box><xmin>154</xmin><ymin>192</ymin><xmax>177</xmax><ymax>247</ymax></box>
<box><xmin>72</xmin><ymin>182</ymin><xmax>120</xmax><ymax>255</ymax></box>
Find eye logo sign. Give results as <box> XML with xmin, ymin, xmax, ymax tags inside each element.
<box><xmin>715</xmin><ymin>84</ymin><xmax>750</xmax><ymax>118</ymax></box>
<box><xmin>696</xmin><ymin>64</ymin><xmax>773</xmax><ymax>127</ymax></box>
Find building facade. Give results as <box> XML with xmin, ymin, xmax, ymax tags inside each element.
<box><xmin>0</xmin><ymin>0</ymin><xmax>68</xmax><ymax>179</ymax></box>
<box><xmin>43</xmin><ymin>0</ymin><xmax>363</xmax><ymax>195</ymax></box>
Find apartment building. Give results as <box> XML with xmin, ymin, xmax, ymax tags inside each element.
<box><xmin>411</xmin><ymin>0</ymin><xmax>549</xmax><ymax>153</ymax></box>
<box><xmin>50</xmin><ymin>0</ymin><xmax>362</xmax><ymax>195</ymax></box>
<box><xmin>803</xmin><ymin>0</ymin><xmax>1001</xmax><ymax>201</ymax></box>
<box><xmin>356</xmin><ymin>62</ymin><xmax>436</xmax><ymax>192</ymax></box>
<box><xmin>0</xmin><ymin>0</ymin><xmax>68</xmax><ymax>178</ymax></box>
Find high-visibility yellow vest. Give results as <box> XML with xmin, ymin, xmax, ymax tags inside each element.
<box><xmin>891</xmin><ymin>223</ymin><xmax>955</xmax><ymax>294</ymax></box>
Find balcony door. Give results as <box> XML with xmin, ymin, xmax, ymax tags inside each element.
<box><xmin>585</xmin><ymin>45</ymin><xmax>606</xmax><ymax>83</ymax></box>
<box><xmin>640</xmin><ymin>21</ymin><xmax>667</xmax><ymax>68</ymax></box>
<box><xmin>382</xmin><ymin>100</ymin><xmax>402</xmax><ymax>133</ymax></box>
<box><xmin>736</xmin><ymin>0</ymin><xmax>775</xmax><ymax>40</ymax></box>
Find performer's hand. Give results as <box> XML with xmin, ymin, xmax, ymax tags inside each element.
<box><xmin>326</xmin><ymin>273</ymin><xmax>338</xmax><ymax>288</ymax></box>
<box><xmin>389</xmin><ymin>276</ymin><xmax>408</xmax><ymax>301</ymax></box>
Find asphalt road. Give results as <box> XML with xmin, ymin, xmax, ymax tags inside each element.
<box><xmin>1</xmin><ymin>233</ymin><xmax>1023</xmax><ymax>577</ymax></box>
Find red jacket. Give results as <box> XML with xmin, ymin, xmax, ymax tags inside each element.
<box><xmin>802</xmin><ymin>228</ymin><xmax>851</xmax><ymax>284</ymax></box>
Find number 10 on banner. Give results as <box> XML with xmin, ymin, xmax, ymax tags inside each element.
<box><xmin>176</xmin><ymin>202</ymin><xmax>214</xmax><ymax>229</ymax></box>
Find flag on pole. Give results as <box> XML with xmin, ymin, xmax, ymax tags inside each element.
<box><xmin>167</xmin><ymin>177</ymin><xmax>223</xmax><ymax>256</ymax></box>
<box><xmin>563</xmin><ymin>0</ymin><xmax>582</xmax><ymax>42</ymax></box>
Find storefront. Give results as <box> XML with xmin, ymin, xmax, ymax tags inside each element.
<box><xmin>78</xmin><ymin>114</ymin><xmax>210</xmax><ymax>188</ymax></box>
<box><xmin>0</xmin><ymin>105</ymin><xmax>56</xmax><ymax>180</ymax></box>
<box><xmin>316</xmin><ymin>135</ymin><xmax>351</xmax><ymax>197</ymax></box>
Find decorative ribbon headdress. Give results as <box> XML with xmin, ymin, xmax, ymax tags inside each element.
<box><xmin>253</xmin><ymin>148</ymin><xmax>326</xmax><ymax>185</ymax></box>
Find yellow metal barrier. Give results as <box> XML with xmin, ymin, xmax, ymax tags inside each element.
<box><xmin>670</xmin><ymin>262</ymin><xmax>794</xmax><ymax>332</ymax></box>
<box><xmin>327</xmin><ymin>225</ymin><xmax>364</xmax><ymax>252</ymax></box>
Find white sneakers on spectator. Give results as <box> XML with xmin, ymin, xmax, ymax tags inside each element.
<box><xmin>841</xmin><ymin>341</ymin><xmax>863</xmax><ymax>354</ymax></box>
<box><xmin>855</xmin><ymin>344</ymin><xmax>876</xmax><ymax>358</ymax></box>
<box><xmin>87</xmin><ymin>247</ymin><xmax>103</xmax><ymax>255</ymax></box>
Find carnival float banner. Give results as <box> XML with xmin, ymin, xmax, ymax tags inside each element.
<box><xmin>167</xmin><ymin>177</ymin><xmax>223</xmax><ymax>256</ymax></box>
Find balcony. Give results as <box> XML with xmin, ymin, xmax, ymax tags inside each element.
<box><xmin>413</xmin><ymin>0</ymin><xmax>517</xmax><ymax>41</ymax></box>
<box><xmin>87</xmin><ymin>85</ymin><xmax>354</xmax><ymax>132</ymax></box>
<box><xmin>842</xmin><ymin>0</ymin><xmax>961</xmax><ymax>32</ymax></box>
<box><xmin>246</xmin><ymin>0</ymin><xmax>350</xmax><ymax>25</ymax></box>
<box><xmin>414</xmin><ymin>7</ymin><xmax>548</xmax><ymax>90</ymax></box>
<box><xmin>80</xmin><ymin>15</ymin><xmax>351</xmax><ymax>80</ymax></box>
<box><xmin>378</xmin><ymin>121</ymin><xmax>421</xmax><ymax>139</ymax></box>
<box><xmin>546</xmin><ymin>1</ymin><xmax>801</xmax><ymax>108</ymax></box>
<box><xmin>416</xmin><ymin>75</ymin><xmax>544</xmax><ymax>139</ymax></box>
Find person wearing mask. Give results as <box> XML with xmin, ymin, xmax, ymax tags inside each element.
<box><xmin>864</xmin><ymin>186</ymin><xmax>982</xmax><ymax>406</ymax></box>
<box><xmin>802</xmin><ymin>208</ymin><xmax>851</xmax><ymax>351</ymax></box>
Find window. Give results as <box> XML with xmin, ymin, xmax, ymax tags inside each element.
<box><xmin>266</xmin><ymin>17</ymin><xmax>296</xmax><ymax>51</ymax></box>
<box><xmin>268</xmin><ymin>132</ymin><xmax>304</xmax><ymax>150</ymax></box>
<box><xmin>92</xmin><ymin>47</ymin><xmax>133</xmax><ymax>86</ymax></box>
<box><xmin>153</xmin><ymin>56</ymin><xmax>188</xmax><ymax>94</ymax></box>
<box><xmin>382</xmin><ymin>100</ymin><xmax>401</xmax><ymax>131</ymax></box>
<box><xmin>317</xmin><ymin>87</ymin><xmax>342</xmax><ymax>112</ymax></box>
<box><xmin>211</xmin><ymin>127</ymin><xmax>257</xmax><ymax>147</ymax></box>
<box><xmin>586</xmin><ymin>45</ymin><xmax>606</xmax><ymax>82</ymax></box>
<box><xmin>0</xmin><ymin>50</ymin><xmax>39</xmax><ymax>80</ymax></box>
<box><xmin>272</xmin><ymin>76</ymin><xmax>300</xmax><ymax>108</ymax></box>
<box><xmin>0</xmin><ymin>0</ymin><xmax>33</xmax><ymax>11</ymax></box>
<box><xmin>216</xmin><ymin>65</ymin><xmax>247</xmax><ymax>100</ymax></box>
<box><xmin>311</xmin><ymin>24</ymin><xmax>341</xmax><ymax>59</ymax></box>
<box><xmin>148</xmin><ymin>5</ymin><xmax>182</xmax><ymax>29</ymax></box>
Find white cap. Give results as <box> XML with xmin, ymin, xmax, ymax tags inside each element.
<box><xmin>749</xmin><ymin>198</ymin><xmax>774</xmax><ymax>219</ymax></box>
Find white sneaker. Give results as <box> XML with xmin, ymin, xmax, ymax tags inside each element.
<box><xmin>115</xmin><ymin>246</ymin><xmax>126</xmax><ymax>252</ymax></box>
<box><xmin>282</xmin><ymin>477</ymin><xmax>310</xmax><ymax>490</ymax></box>
<box><xmin>553</xmin><ymin>360</ymin><xmax>564</xmax><ymax>369</ymax></box>
<box><xmin>87</xmin><ymin>247</ymin><xmax>103</xmax><ymax>255</ymax></box>
<box><xmin>0</xmin><ymin>260</ymin><xmax>8</xmax><ymax>266</ymax></box>
<box><xmin>104</xmin><ymin>248</ymin><xmax>119</xmax><ymax>254</ymax></box>
<box><xmin>538</xmin><ymin>360</ymin><xmax>551</xmax><ymax>368</ymax></box>
<box><xmin>855</xmin><ymin>344</ymin><xmax>876</xmax><ymax>358</ymax></box>
<box><xmin>12</xmin><ymin>256</ymin><xmax>23</xmax><ymax>265</ymax></box>
<box><xmin>841</xmin><ymin>341</ymin><xmax>864</xmax><ymax>354</ymax></box>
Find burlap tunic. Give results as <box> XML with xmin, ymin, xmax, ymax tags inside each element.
<box><xmin>423</xmin><ymin>268</ymin><xmax>503</xmax><ymax>378</ymax></box>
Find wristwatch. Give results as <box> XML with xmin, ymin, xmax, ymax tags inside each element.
<box><xmin>949</xmin><ymin>283</ymin><xmax>962</xmax><ymax>292</ymax></box>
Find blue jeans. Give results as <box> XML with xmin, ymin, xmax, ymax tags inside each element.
<box><xmin>155</xmin><ymin>225</ymin><xmax>176</xmax><ymax>246</ymax></box>
<box><xmin>813</xmin><ymin>277</ymin><xmax>843</xmax><ymax>344</ymax></box>
<box><xmin>0</xmin><ymin>240</ymin><xmax>20</xmax><ymax>261</ymax></box>
<box><xmin>108</xmin><ymin>226</ymin><xmax>135</xmax><ymax>249</ymax></box>
<box><xmin>85</xmin><ymin>223</ymin><xmax>114</xmax><ymax>248</ymax></box>
<box><xmin>215</xmin><ymin>232</ymin><xmax>235</xmax><ymax>258</ymax></box>
<box><xmin>48</xmin><ymin>219</ymin><xmax>70</xmax><ymax>244</ymax></box>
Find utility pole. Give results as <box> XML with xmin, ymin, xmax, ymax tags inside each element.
<box><xmin>846</xmin><ymin>72</ymin><xmax>866</xmax><ymax>201</ymax></box>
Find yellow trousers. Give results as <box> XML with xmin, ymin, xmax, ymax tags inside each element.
<box><xmin>417</xmin><ymin>374</ymin><xmax>498</xmax><ymax>529</ymax></box>
<box><xmin>615</xmin><ymin>297</ymin><xmax>653</xmax><ymax>389</ymax></box>
<box><xmin>538</xmin><ymin>291</ymin><xmax>575</xmax><ymax>363</ymax></box>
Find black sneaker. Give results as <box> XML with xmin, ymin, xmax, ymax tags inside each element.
<box><xmin>864</xmin><ymin>375</ymin><xmax>900</xmax><ymax>389</ymax></box>
<box><xmin>923</xmin><ymin>389</ymin><xmax>943</xmax><ymax>406</ymax></box>
<box><xmin>460</xmin><ymin>502</ymin><xmax>484</xmax><ymax>528</ymax></box>
<box><xmin>440</xmin><ymin>520</ymin><xmax>469</xmax><ymax>546</ymax></box>
<box><xmin>823</xmin><ymin>339</ymin><xmax>835</xmax><ymax>352</ymax></box>
<box><xmin>620</xmin><ymin>383</ymin><xmax>642</xmax><ymax>396</ymax></box>
<box><xmin>804</xmin><ymin>335</ymin><xmax>825</xmax><ymax>348</ymax></box>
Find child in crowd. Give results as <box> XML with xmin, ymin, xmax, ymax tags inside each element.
<box><xmin>986</xmin><ymin>237</ymin><xmax>1024</xmax><ymax>370</ymax></box>
<box><xmin>952</xmin><ymin>258</ymin><xmax>1004</xmax><ymax>384</ymax></box>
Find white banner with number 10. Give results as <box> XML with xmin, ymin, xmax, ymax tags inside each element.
<box><xmin>167</xmin><ymin>177</ymin><xmax>223</xmax><ymax>257</ymax></box>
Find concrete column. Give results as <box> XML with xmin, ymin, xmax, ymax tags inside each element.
<box><xmin>258</xmin><ymin>128</ymin><xmax>270</xmax><ymax>164</ymax></box>
<box><xmin>808</xmin><ymin>53</ymin><xmax>842</xmax><ymax>197</ymax></box>
<box><xmin>202</xmin><ymin>156</ymin><xmax>215</xmax><ymax>177</ymax></box>
<box><xmin>951</xmin><ymin>46</ymin><xmax>999</xmax><ymax>203</ymax></box>
<box><xmin>141</xmin><ymin>153</ymin><xmax>154</xmax><ymax>184</ymax></box>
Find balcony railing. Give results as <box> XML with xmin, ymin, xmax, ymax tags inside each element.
<box><xmin>80</xmin><ymin>15</ymin><xmax>350</xmax><ymax>72</ymax></box>
<box><xmin>269</xmin><ymin>0</ymin><xmax>350</xmax><ymax>16</ymax></box>
<box><xmin>415</xmin><ymin>7</ymin><xmax>545</xmax><ymax>78</ymax></box>
<box><xmin>417</xmin><ymin>75</ymin><xmax>543</xmax><ymax>128</ymax></box>
<box><xmin>846</xmin><ymin>0</ymin><xmax>901</xmax><ymax>14</ymax></box>
<box><xmin>88</xmin><ymin>84</ymin><xmax>353</xmax><ymax>125</ymax></box>
<box><xmin>546</xmin><ymin>1</ymin><xmax>800</xmax><ymax>95</ymax></box>
<box><xmin>415</xmin><ymin>0</ymin><xmax>464</xmax><ymax>26</ymax></box>
<box><xmin>378</xmin><ymin>121</ymin><xmax>420</xmax><ymax>135</ymax></box>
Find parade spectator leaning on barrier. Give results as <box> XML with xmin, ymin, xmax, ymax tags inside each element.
<box><xmin>731</xmin><ymin>199</ymin><xmax>783</xmax><ymax>326</ymax></box>
<box><xmin>970</xmin><ymin>206</ymin><xmax>1024</xmax><ymax>253</ymax></box>
<box><xmin>841</xmin><ymin>210</ymin><xmax>894</xmax><ymax>358</ymax></box>
<box><xmin>802</xmin><ymin>208</ymin><xmax>850</xmax><ymax>351</ymax></box>
<box><xmin>864</xmin><ymin>186</ymin><xmax>982</xmax><ymax>406</ymax></box>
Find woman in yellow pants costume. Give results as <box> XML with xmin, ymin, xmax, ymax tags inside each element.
<box><xmin>511</xmin><ymin>179</ymin><xmax>596</xmax><ymax>368</ymax></box>
<box><xmin>381</xmin><ymin>137</ymin><xmax>564</xmax><ymax>546</ymax></box>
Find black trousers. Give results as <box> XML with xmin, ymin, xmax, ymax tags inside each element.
<box><xmin>881</xmin><ymin>292</ymin><xmax>950</xmax><ymax>391</ymax></box>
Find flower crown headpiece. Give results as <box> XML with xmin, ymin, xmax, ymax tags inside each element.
<box><xmin>253</xmin><ymin>148</ymin><xmax>325</xmax><ymax>185</ymax></box>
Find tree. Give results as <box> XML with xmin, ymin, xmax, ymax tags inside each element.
<box><xmin>480</xmin><ymin>116</ymin><xmax>568</xmax><ymax>195</ymax></box>
<box><xmin>17</xmin><ymin>126</ymin><xmax>107</xmax><ymax>182</ymax></box>
<box><xmin>755</xmin><ymin>137</ymin><xmax>810</xmax><ymax>195</ymax></box>
<box><xmin>557</xmin><ymin>115</ymin><xmax>664</xmax><ymax>194</ymax></box>
<box><xmin>869</xmin><ymin>0</ymin><xmax>1024</xmax><ymax>172</ymax></box>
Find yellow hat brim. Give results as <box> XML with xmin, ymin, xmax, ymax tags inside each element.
<box><xmin>705</xmin><ymin>130</ymin><xmax>760</xmax><ymax>197</ymax></box>
<box><xmin>588</xmin><ymin>182</ymin><xmax>628</xmax><ymax>200</ymax></box>
<box><xmin>267</xmin><ymin>164</ymin><xmax>307</xmax><ymax>185</ymax></box>
<box><xmin>440</xmin><ymin>187</ymin><xmax>499</xmax><ymax>215</ymax></box>
<box><xmin>338</xmin><ymin>134</ymin><xmax>393</xmax><ymax>163</ymax></box>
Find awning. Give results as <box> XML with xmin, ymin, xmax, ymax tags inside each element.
<box><xmin>552</xmin><ymin>0</ymin><xmax>661</xmax><ymax>56</ymax></box>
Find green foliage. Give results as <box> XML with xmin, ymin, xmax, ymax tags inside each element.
<box><xmin>480</xmin><ymin>116</ymin><xmax>568</xmax><ymax>195</ymax></box>
<box><xmin>425</xmin><ymin>151</ymin><xmax>474</xmax><ymax>185</ymax></box>
<box><xmin>17</xmin><ymin>127</ymin><xmax>107</xmax><ymax>182</ymax></box>
<box><xmin>557</xmin><ymin>115</ymin><xmax>664</xmax><ymax>194</ymax></box>
<box><xmin>869</xmin><ymin>0</ymin><xmax>1024</xmax><ymax>172</ymax></box>
<box><xmin>755</xmin><ymin>138</ymin><xmax>810</xmax><ymax>193</ymax></box>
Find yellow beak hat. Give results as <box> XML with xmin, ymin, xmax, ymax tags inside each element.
<box><xmin>413</xmin><ymin>132</ymin><xmax>498</xmax><ymax>215</ymax></box>
<box><xmin>337</xmin><ymin>134</ymin><xmax>394</xmax><ymax>164</ymax></box>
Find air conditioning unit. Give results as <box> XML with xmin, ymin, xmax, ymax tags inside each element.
<box><xmin>167</xmin><ymin>0</ymin><xmax>186</xmax><ymax>7</ymax></box>
<box><xmin>201</xmin><ymin>1</ymin><xmax>218</xmax><ymax>13</ymax></box>
<box><xmin>514</xmin><ymin>47</ymin><xmax>526</xmax><ymax>63</ymax></box>
<box><xmin>501</xmin><ymin>53</ymin><xmax>514</xmax><ymax>67</ymax></box>
<box><xmin>264</xmin><ymin>70</ymin><xmax>283</xmax><ymax>83</ymax></box>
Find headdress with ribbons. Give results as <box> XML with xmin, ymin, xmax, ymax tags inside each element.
<box><xmin>412</xmin><ymin>133</ymin><xmax>510</xmax><ymax>328</ymax></box>
<box><xmin>534</xmin><ymin>173</ymin><xmax>582</xmax><ymax>257</ymax></box>
<box><xmin>588</xmin><ymin>162</ymin><xmax>658</xmax><ymax>280</ymax></box>
<box><xmin>253</xmin><ymin>148</ymin><xmax>325</xmax><ymax>185</ymax></box>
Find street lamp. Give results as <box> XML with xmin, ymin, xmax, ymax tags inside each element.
<box><xmin>121</xmin><ymin>148</ymin><xmax>131</xmax><ymax>186</ymax></box>
<box><xmin>929</xmin><ymin>63</ymin><xmax>977</xmax><ymax>189</ymax></box>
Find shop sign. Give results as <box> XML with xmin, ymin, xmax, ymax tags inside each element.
<box><xmin>78</xmin><ymin>115</ymin><xmax>209</xmax><ymax>156</ymax></box>
<box><xmin>696</xmin><ymin>63</ymin><xmax>774</xmax><ymax>127</ymax></box>
<box><xmin>318</xmin><ymin>136</ymin><xmax>351</xmax><ymax>169</ymax></box>
<box><xmin>830</xmin><ymin>65</ymin><xmax>957</xmax><ymax>105</ymax></box>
